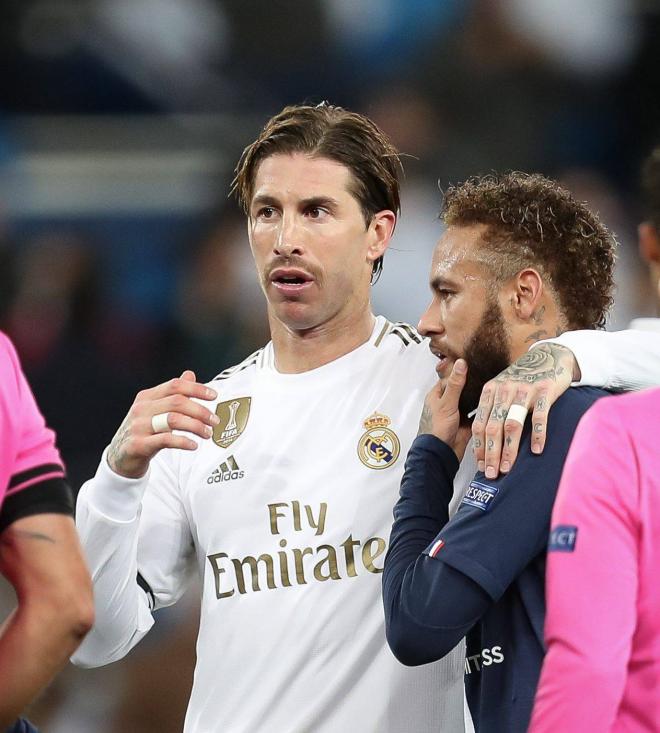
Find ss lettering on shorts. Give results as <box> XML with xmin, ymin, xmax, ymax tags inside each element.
<box><xmin>461</xmin><ymin>480</ymin><xmax>499</xmax><ymax>512</ymax></box>
<box><xmin>548</xmin><ymin>524</ymin><xmax>578</xmax><ymax>552</ymax></box>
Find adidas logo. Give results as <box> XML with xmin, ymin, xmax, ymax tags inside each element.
<box><xmin>207</xmin><ymin>455</ymin><xmax>245</xmax><ymax>484</ymax></box>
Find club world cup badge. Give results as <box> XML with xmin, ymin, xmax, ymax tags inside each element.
<box><xmin>358</xmin><ymin>412</ymin><xmax>400</xmax><ymax>470</ymax></box>
<box><xmin>213</xmin><ymin>397</ymin><xmax>251</xmax><ymax>449</ymax></box>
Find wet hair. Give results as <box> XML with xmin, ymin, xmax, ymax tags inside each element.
<box><xmin>441</xmin><ymin>172</ymin><xmax>616</xmax><ymax>329</ymax></box>
<box><xmin>232</xmin><ymin>102</ymin><xmax>403</xmax><ymax>281</ymax></box>
<box><xmin>641</xmin><ymin>146</ymin><xmax>660</xmax><ymax>230</ymax></box>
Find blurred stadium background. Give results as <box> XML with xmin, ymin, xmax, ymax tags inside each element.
<box><xmin>0</xmin><ymin>1</ymin><xmax>658</xmax><ymax>729</ymax></box>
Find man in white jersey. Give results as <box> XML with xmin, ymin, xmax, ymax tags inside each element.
<box><xmin>72</xmin><ymin>103</ymin><xmax>660</xmax><ymax>733</ymax></box>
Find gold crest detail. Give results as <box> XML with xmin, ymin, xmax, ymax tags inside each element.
<box><xmin>357</xmin><ymin>412</ymin><xmax>400</xmax><ymax>470</ymax></box>
<box><xmin>213</xmin><ymin>397</ymin><xmax>251</xmax><ymax>449</ymax></box>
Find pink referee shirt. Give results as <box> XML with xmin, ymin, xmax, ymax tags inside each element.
<box><xmin>530</xmin><ymin>387</ymin><xmax>660</xmax><ymax>732</ymax></box>
<box><xmin>0</xmin><ymin>331</ymin><xmax>65</xmax><ymax>521</ymax></box>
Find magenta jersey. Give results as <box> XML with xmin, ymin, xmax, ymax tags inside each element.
<box><xmin>0</xmin><ymin>332</ymin><xmax>71</xmax><ymax>532</ymax></box>
<box><xmin>530</xmin><ymin>387</ymin><xmax>660</xmax><ymax>732</ymax></box>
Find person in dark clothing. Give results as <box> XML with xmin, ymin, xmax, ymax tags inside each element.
<box><xmin>382</xmin><ymin>172</ymin><xmax>617</xmax><ymax>733</ymax></box>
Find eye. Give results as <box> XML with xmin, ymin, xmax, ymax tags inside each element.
<box><xmin>305</xmin><ymin>206</ymin><xmax>328</xmax><ymax>220</ymax></box>
<box><xmin>438</xmin><ymin>289</ymin><xmax>455</xmax><ymax>299</ymax></box>
<box><xmin>256</xmin><ymin>206</ymin><xmax>276</xmax><ymax>220</ymax></box>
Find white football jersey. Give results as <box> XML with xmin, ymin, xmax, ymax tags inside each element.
<box><xmin>74</xmin><ymin>316</ymin><xmax>467</xmax><ymax>732</ymax></box>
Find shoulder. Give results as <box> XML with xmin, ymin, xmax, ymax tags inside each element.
<box><xmin>548</xmin><ymin>386</ymin><xmax>609</xmax><ymax>427</ymax></box>
<box><xmin>210</xmin><ymin>346</ymin><xmax>265</xmax><ymax>384</ymax></box>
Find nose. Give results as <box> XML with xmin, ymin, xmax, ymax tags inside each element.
<box><xmin>273</xmin><ymin>214</ymin><xmax>304</xmax><ymax>257</ymax></box>
<box><xmin>417</xmin><ymin>296</ymin><xmax>443</xmax><ymax>337</ymax></box>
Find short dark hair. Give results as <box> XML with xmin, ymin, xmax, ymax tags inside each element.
<box><xmin>641</xmin><ymin>146</ymin><xmax>660</xmax><ymax>230</ymax></box>
<box><xmin>232</xmin><ymin>102</ymin><xmax>403</xmax><ymax>281</ymax></box>
<box><xmin>441</xmin><ymin>172</ymin><xmax>616</xmax><ymax>330</ymax></box>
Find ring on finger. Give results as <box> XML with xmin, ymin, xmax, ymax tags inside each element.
<box><xmin>505</xmin><ymin>403</ymin><xmax>528</xmax><ymax>426</ymax></box>
<box><xmin>151</xmin><ymin>412</ymin><xmax>171</xmax><ymax>434</ymax></box>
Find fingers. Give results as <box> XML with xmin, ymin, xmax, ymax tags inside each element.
<box><xmin>529</xmin><ymin>390</ymin><xmax>550</xmax><ymax>455</ymax></box>
<box><xmin>136</xmin><ymin>374</ymin><xmax>217</xmax><ymax>405</ymax></box>
<box><xmin>471</xmin><ymin>383</ymin><xmax>495</xmax><ymax>474</ymax></box>
<box><xmin>499</xmin><ymin>392</ymin><xmax>532</xmax><ymax>473</ymax></box>
<box><xmin>108</xmin><ymin>371</ymin><xmax>219</xmax><ymax>479</ymax></box>
<box><xmin>439</xmin><ymin>359</ymin><xmax>467</xmax><ymax>410</ymax></box>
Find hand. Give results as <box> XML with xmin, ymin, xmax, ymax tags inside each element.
<box><xmin>107</xmin><ymin>370</ymin><xmax>219</xmax><ymax>479</ymax></box>
<box><xmin>418</xmin><ymin>359</ymin><xmax>472</xmax><ymax>461</ymax></box>
<box><xmin>472</xmin><ymin>343</ymin><xmax>575</xmax><ymax>478</ymax></box>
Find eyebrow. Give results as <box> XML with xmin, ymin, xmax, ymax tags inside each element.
<box><xmin>250</xmin><ymin>194</ymin><xmax>340</xmax><ymax>210</ymax></box>
<box><xmin>430</xmin><ymin>275</ymin><xmax>458</xmax><ymax>292</ymax></box>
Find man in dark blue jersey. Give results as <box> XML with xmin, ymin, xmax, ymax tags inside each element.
<box><xmin>382</xmin><ymin>172</ymin><xmax>616</xmax><ymax>733</ymax></box>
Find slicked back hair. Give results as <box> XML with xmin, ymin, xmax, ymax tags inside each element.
<box><xmin>641</xmin><ymin>146</ymin><xmax>660</xmax><ymax>230</ymax></box>
<box><xmin>232</xmin><ymin>102</ymin><xmax>403</xmax><ymax>281</ymax></box>
<box><xmin>441</xmin><ymin>172</ymin><xmax>616</xmax><ymax>330</ymax></box>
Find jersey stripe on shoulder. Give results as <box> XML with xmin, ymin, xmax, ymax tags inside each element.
<box><xmin>212</xmin><ymin>348</ymin><xmax>263</xmax><ymax>381</ymax></box>
<box><xmin>393</xmin><ymin>322</ymin><xmax>422</xmax><ymax>344</ymax></box>
<box><xmin>381</xmin><ymin>321</ymin><xmax>423</xmax><ymax>348</ymax></box>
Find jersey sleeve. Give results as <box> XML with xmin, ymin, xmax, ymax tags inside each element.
<box><xmin>541</xmin><ymin>328</ymin><xmax>660</xmax><ymax>391</ymax></box>
<box><xmin>0</xmin><ymin>333</ymin><xmax>72</xmax><ymax>533</ymax></box>
<box><xmin>72</xmin><ymin>448</ymin><xmax>195</xmax><ymax>668</ymax></box>
<box><xmin>529</xmin><ymin>398</ymin><xmax>638</xmax><ymax>732</ymax></box>
<box><xmin>383</xmin><ymin>434</ymin><xmax>492</xmax><ymax>665</ymax></box>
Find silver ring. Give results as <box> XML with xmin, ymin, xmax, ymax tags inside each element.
<box><xmin>506</xmin><ymin>403</ymin><xmax>528</xmax><ymax>426</ymax></box>
<box><xmin>151</xmin><ymin>412</ymin><xmax>171</xmax><ymax>434</ymax></box>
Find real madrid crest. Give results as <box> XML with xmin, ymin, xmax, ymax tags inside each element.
<box><xmin>357</xmin><ymin>412</ymin><xmax>400</xmax><ymax>470</ymax></box>
<box><xmin>213</xmin><ymin>397</ymin><xmax>251</xmax><ymax>449</ymax></box>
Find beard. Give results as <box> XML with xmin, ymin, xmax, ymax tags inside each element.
<box><xmin>457</xmin><ymin>297</ymin><xmax>511</xmax><ymax>424</ymax></box>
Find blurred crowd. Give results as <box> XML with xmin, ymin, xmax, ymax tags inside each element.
<box><xmin>0</xmin><ymin>0</ymin><xmax>659</xmax><ymax>730</ymax></box>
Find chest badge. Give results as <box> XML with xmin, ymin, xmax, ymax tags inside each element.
<box><xmin>213</xmin><ymin>397</ymin><xmax>251</xmax><ymax>448</ymax></box>
<box><xmin>358</xmin><ymin>412</ymin><xmax>400</xmax><ymax>470</ymax></box>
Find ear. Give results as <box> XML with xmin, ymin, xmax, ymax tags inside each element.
<box><xmin>366</xmin><ymin>210</ymin><xmax>396</xmax><ymax>264</ymax></box>
<box><xmin>639</xmin><ymin>222</ymin><xmax>660</xmax><ymax>264</ymax></box>
<box><xmin>508</xmin><ymin>268</ymin><xmax>544</xmax><ymax>321</ymax></box>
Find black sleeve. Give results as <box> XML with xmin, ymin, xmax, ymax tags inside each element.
<box><xmin>383</xmin><ymin>434</ymin><xmax>492</xmax><ymax>666</ymax></box>
<box><xmin>0</xmin><ymin>477</ymin><xmax>74</xmax><ymax>534</ymax></box>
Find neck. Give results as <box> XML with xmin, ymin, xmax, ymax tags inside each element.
<box><xmin>269</xmin><ymin>308</ymin><xmax>376</xmax><ymax>373</ymax></box>
<box><xmin>510</xmin><ymin>303</ymin><xmax>566</xmax><ymax>362</ymax></box>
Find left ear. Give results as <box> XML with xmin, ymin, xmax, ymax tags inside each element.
<box><xmin>508</xmin><ymin>268</ymin><xmax>544</xmax><ymax>321</ymax></box>
<box><xmin>366</xmin><ymin>210</ymin><xmax>396</xmax><ymax>264</ymax></box>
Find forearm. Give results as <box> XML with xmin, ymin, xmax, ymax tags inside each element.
<box><xmin>0</xmin><ymin>513</ymin><xmax>94</xmax><ymax>725</ymax></box>
<box><xmin>0</xmin><ymin>601</ymin><xmax>89</xmax><ymax>726</ymax></box>
<box><xmin>545</xmin><ymin>329</ymin><xmax>660</xmax><ymax>390</ymax></box>
<box><xmin>73</xmin><ymin>469</ymin><xmax>154</xmax><ymax>667</ymax></box>
<box><xmin>384</xmin><ymin>436</ymin><xmax>488</xmax><ymax>664</ymax></box>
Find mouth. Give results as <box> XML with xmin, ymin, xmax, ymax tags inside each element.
<box><xmin>430</xmin><ymin>347</ymin><xmax>453</xmax><ymax>376</ymax></box>
<box><xmin>269</xmin><ymin>268</ymin><xmax>314</xmax><ymax>296</ymax></box>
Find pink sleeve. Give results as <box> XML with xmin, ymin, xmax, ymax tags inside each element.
<box><xmin>529</xmin><ymin>397</ymin><xmax>638</xmax><ymax>731</ymax></box>
<box><xmin>0</xmin><ymin>332</ymin><xmax>64</xmax><ymax>505</ymax></box>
